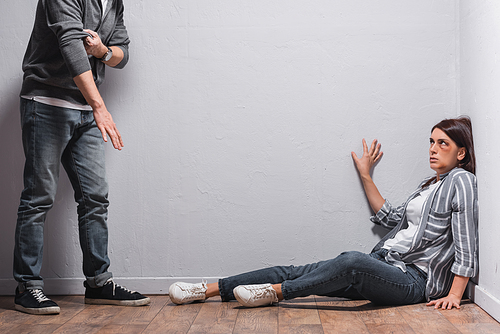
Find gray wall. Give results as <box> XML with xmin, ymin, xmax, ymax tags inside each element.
<box><xmin>0</xmin><ymin>1</ymin><xmax>459</xmax><ymax>295</ymax></box>
<box><xmin>460</xmin><ymin>0</ymin><xmax>500</xmax><ymax>321</ymax></box>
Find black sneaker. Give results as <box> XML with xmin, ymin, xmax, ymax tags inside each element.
<box><xmin>14</xmin><ymin>287</ymin><xmax>60</xmax><ymax>315</ymax></box>
<box><xmin>84</xmin><ymin>279</ymin><xmax>150</xmax><ymax>306</ymax></box>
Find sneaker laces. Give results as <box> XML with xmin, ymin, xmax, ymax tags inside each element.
<box><xmin>182</xmin><ymin>280</ymin><xmax>208</xmax><ymax>300</ymax></box>
<box><xmin>248</xmin><ymin>285</ymin><xmax>278</xmax><ymax>303</ymax></box>
<box><xmin>30</xmin><ymin>289</ymin><xmax>51</xmax><ymax>303</ymax></box>
<box><xmin>105</xmin><ymin>278</ymin><xmax>136</xmax><ymax>296</ymax></box>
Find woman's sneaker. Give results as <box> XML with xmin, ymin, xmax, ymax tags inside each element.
<box><xmin>84</xmin><ymin>279</ymin><xmax>150</xmax><ymax>306</ymax></box>
<box><xmin>169</xmin><ymin>281</ymin><xmax>207</xmax><ymax>305</ymax></box>
<box><xmin>233</xmin><ymin>284</ymin><xmax>279</xmax><ymax>308</ymax></box>
<box><xmin>14</xmin><ymin>288</ymin><xmax>60</xmax><ymax>315</ymax></box>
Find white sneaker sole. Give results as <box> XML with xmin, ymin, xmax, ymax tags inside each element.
<box><xmin>15</xmin><ymin>304</ymin><xmax>60</xmax><ymax>315</ymax></box>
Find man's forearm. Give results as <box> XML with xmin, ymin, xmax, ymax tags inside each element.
<box><xmin>104</xmin><ymin>46</ymin><xmax>124</xmax><ymax>67</ymax></box>
<box><xmin>73</xmin><ymin>70</ymin><xmax>124</xmax><ymax>150</ymax></box>
<box><xmin>73</xmin><ymin>70</ymin><xmax>105</xmax><ymax>112</ymax></box>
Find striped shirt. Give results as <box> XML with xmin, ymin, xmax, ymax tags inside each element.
<box><xmin>370</xmin><ymin>167</ymin><xmax>478</xmax><ymax>300</ymax></box>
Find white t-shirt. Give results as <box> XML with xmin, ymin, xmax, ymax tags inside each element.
<box><xmin>382</xmin><ymin>180</ymin><xmax>442</xmax><ymax>273</ymax></box>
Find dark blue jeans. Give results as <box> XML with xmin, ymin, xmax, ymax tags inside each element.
<box><xmin>14</xmin><ymin>99</ymin><xmax>112</xmax><ymax>290</ymax></box>
<box><xmin>219</xmin><ymin>249</ymin><xmax>427</xmax><ymax>305</ymax></box>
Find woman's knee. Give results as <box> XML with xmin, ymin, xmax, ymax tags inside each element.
<box><xmin>338</xmin><ymin>251</ymin><xmax>368</xmax><ymax>263</ymax></box>
<box><xmin>336</xmin><ymin>251</ymin><xmax>373</xmax><ymax>272</ymax></box>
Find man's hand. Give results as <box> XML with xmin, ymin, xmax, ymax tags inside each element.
<box><xmin>73</xmin><ymin>70</ymin><xmax>124</xmax><ymax>151</ymax></box>
<box><xmin>83</xmin><ymin>29</ymin><xmax>107</xmax><ymax>58</ymax></box>
<box><xmin>93</xmin><ymin>108</ymin><xmax>124</xmax><ymax>150</ymax></box>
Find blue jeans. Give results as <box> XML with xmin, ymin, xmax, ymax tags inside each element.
<box><xmin>219</xmin><ymin>249</ymin><xmax>427</xmax><ymax>305</ymax></box>
<box><xmin>14</xmin><ymin>99</ymin><xmax>112</xmax><ymax>290</ymax></box>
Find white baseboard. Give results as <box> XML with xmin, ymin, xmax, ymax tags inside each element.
<box><xmin>468</xmin><ymin>282</ymin><xmax>500</xmax><ymax>323</ymax></box>
<box><xmin>0</xmin><ymin>277</ymin><xmax>222</xmax><ymax>296</ymax></box>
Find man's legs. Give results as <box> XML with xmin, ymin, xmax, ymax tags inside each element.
<box><xmin>14</xmin><ymin>99</ymin><xmax>77</xmax><ymax>289</ymax></box>
<box><xmin>61</xmin><ymin>110</ymin><xmax>150</xmax><ymax>306</ymax></box>
<box><xmin>14</xmin><ymin>99</ymin><xmax>80</xmax><ymax>314</ymax></box>
<box><xmin>60</xmin><ymin>110</ymin><xmax>112</xmax><ymax>287</ymax></box>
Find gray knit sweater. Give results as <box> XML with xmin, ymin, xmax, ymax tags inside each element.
<box><xmin>20</xmin><ymin>0</ymin><xmax>130</xmax><ymax>105</ymax></box>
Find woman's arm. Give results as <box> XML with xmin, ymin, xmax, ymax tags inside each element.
<box><xmin>428</xmin><ymin>171</ymin><xmax>478</xmax><ymax>310</ymax></box>
<box><xmin>352</xmin><ymin>139</ymin><xmax>385</xmax><ymax>213</ymax></box>
<box><xmin>427</xmin><ymin>275</ymin><xmax>469</xmax><ymax>309</ymax></box>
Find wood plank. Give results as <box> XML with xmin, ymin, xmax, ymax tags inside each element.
<box><xmin>452</xmin><ymin>323</ymin><xmax>500</xmax><ymax>334</ymax></box>
<box><xmin>6</xmin><ymin>324</ymin><xmax>64</xmax><ymax>333</ymax></box>
<box><xmin>356</xmin><ymin>302</ymin><xmax>415</xmax><ymax>334</ymax></box>
<box><xmin>438</xmin><ymin>300</ymin><xmax>498</xmax><ymax>325</ymax></box>
<box><xmin>279</xmin><ymin>297</ymin><xmax>321</xmax><ymax>325</ymax></box>
<box><xmin>437</xmin><ymin>300</ymin><xmax>500</xmax><ymax>333</ymax></box>
<box><xmin>96</xmin><ymin>296</ymin><xmax>168</xmax><ymax>333</ymax></box>
<box><xmin>143</xmin><ymin>297</ymin><xmax>203</xmax><ymax>333</ymax></box>
<box><xmin>233</xmin><ymin>305</ymin><xmax>278</xmax><ymax>334</ymax></box>
<box><xmin>51</xmin><ymin>304</ymin><xmax>125</xmax><ymax>333</ymax></box>
<box><xmin>98</xmin><ymin>295</ymin><xmax>168</xmax><ymax>326</ymax></box>
<box><xmin>187</xmin><ymin>297</ymin><xmax>239</xmax><ymax>333</ymax></box>
<box><xmin>279</xmin><ymin>324</ymin><xmax>324</xmax><ymax>334</ymax></box>
<box><xmin>316</xmin><ymin>297</ymin><xmax>369</xmax><ymax>334</ymax></box>
<box><xmin>397</xmin><ymin>302</ymin><xmax>459</xmax><ymax>334</ymax></box>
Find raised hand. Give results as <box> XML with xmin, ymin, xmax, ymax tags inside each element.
<box><xmin>351</xmin><ymin>139</ymin><xmax>385</xmax><ymax>213</ymax></box>
<box><xmin>351</xmin><ymin>139</ymin><xmax>383</xmax><ymax>177</ymax></box>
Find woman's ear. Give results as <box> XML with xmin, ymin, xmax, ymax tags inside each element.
<box><xmin>457</xmin><ymin>147</ymin><xmax>466</xmax><ymax>161</ymax></box>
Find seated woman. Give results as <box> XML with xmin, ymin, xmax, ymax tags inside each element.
<box><xmin>169</xmin><ymin>117</ymin><xmax>478</xmax><ymax>310</ymax></box>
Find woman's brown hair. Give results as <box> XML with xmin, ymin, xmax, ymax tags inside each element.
<box><xmin>432</xmin><ymin>116</ymin><xmax>476</xmax><ymax>175</ymax></box>
<box><xmin>423</xmin><ymin>116</ymin><xmax>475</xmax><ymax>188</ymax></box>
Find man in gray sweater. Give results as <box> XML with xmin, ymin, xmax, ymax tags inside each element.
<box><xmin>14</xmin><ymin>0</ymin><xmax>150</xmax><ymax>314</ymax></box>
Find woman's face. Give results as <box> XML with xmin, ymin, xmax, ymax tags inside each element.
<box><xmin>429</xmin><ymin>128</ymin><xmax>465</xmax><ymax>175</ymax></box>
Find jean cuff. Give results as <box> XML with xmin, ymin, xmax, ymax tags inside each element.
<box><xmin>85</xmin><ymin>272</ymin><xmax>113</xmax><ymax>288</ymax></box>
<box><xmin>218</xmin><ymin>278</ymin><xmax>234</xmax><ymax>302</ymax></box>
<box><xmin>281</xmin><ymin>281</ymin><xmax>291</xmax><ymax>300</ymax></box>
<box><xmin>19</xmin><ymin>280</ymin><xmax>44</xmax><ymax>293</ymax></box>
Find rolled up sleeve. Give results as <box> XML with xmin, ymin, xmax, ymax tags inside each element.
<box><xmin>106</xmin><ymin>0</ymin><xmax>130</xmax><ymax>69</ymax></box>
<box><xmin>45</xmin><ymin>0</ymin><xmax>91</xmax><ymax>77</ymax></box>
<box><xmin>450</xmin><ymin>173</ymin><xmax>478</xmax><ymax>277</ymax></box>
<box><xmin>370</xmin><ymin>199</ymin><xmax>405</xmax><ymax>229</ymax></box>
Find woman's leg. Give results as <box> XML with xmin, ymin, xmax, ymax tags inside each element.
<box><xmin>218</xmin><ymin>260</ymin><xmax>334</xmax><ymax>301</ymax></box>
<box><xmin>172</xmin><ymin>250</ymin><xmax>426</xmax><ymax>306</ymax></box>
<box><xmin>205</xmin><ymin>283</ymin><xmax>220</xmax><ymax>298</ymax></box>
<box><xmin>281</xmin><ymin>251</ymin><xmax>426</xmax><ymax>305</ymax></box>
<box><xmin>184</xmin><ymin>282</ymin><xmax>283</xmax><ymax>300</ymax></box>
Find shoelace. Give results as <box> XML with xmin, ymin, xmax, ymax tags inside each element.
<box><xmin>30</xmin><ymin>289</ymin><xmax>50</xmax><ymax>303</ymax></box>
<box><xmin>182</xmin><ymin>280</ymin><xmax>207</xmax><ymax>300</ymax></box>
<box><xmin>248</xmin><ymin>285</ymin><xmax>278</xmax><ymax>302</ymax></box>
<box><xmin>105</xmin><ymin>279</ymin><xmax>136</xmax><ymax>296</ymax></box>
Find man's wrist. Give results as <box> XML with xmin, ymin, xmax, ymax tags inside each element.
<box><xmin>98</xmin><ymin>46</ymin><xmax>113</xmax><ymax>62</ymax></box>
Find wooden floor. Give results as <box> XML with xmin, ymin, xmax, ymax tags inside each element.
<box><xmin>0</xmin><ymin>295</ymin><xmax>499</xmax><ymax>333</ymax></box>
